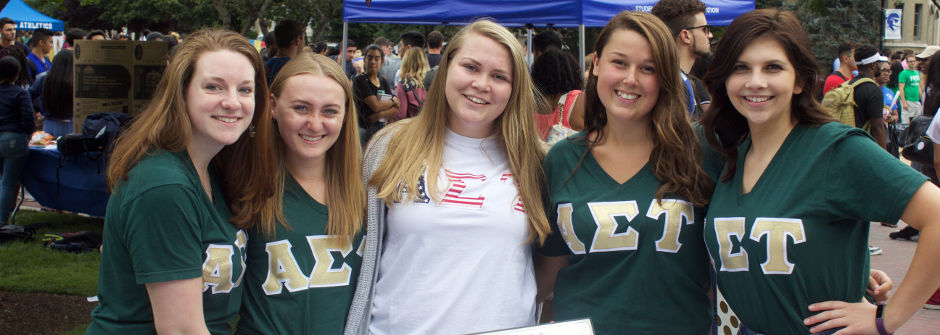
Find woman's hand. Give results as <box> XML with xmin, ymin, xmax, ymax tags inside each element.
<box><xmin>867</xmin><ymin>269</ymin><xmax>892</xmax><ymax>304</ymax></box>
<box><xmin>804</xmin><ymin>299</ymin><xmax>879</xmax><ymax>335</ymax></box>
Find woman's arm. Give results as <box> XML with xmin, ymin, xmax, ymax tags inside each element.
<box><xmin>146</xmin><ymin>277</ymin><xmax>210</xmax><ymax>335</ymax></box>
<box><xmin>805</xmin><ymin>183</ymin><xmax>940</xmax><ymax>334</ymax></box>
<box><xmin>534</xmin><ymin>254</ymin><xmax>568</xmax><ymax>303</ymax></box>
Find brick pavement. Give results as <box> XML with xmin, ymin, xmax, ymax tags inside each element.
<box><xmin>870</xmin><ymin>221</ymin><xmax>940</xmax><ymax>334</ymax></box>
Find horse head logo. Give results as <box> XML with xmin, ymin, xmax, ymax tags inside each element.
<box><xmin>887</xmin><ymin>13</ymin><xmax>901</xmax><ymax>31</ymax></box>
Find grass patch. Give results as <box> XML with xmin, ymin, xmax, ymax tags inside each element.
<box><xmin>0</xmin><ymin>209</ymin><xmax>103</xmax><ymax>296</ymax></box>
<box><xmin>61</xmin><ymin>324</ymin><xmax>89</xmax><ymax>335</ymax></box>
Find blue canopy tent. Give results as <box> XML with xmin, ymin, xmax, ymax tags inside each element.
<box><xmin>0</xmin><ymin>0</ymin><xmax>65</xmax><ymax>31</ymax></box>
<box><xmin>342</xmin><ymin>0</ymin><xmax>755</xmax><ymax>72</ymax></box>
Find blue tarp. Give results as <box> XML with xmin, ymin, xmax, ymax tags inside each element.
<box><xmin>0</xmin><ymin>0</ymin><xmax>65</xmax><ymax>31</ymax></box>
<box><xmin>583</xmin><ymin>0</ymin><xmax>755</xmax><ymax>27</ymax></box>
<box><xmin>343</xmin><ymin>0</ymin><xmax>755</xmax><ymax>27</ymax></box>
<box><xmin>343</xmin><ymin>0</ymin><xmax>583</xmax><ymax>27</ymax></box>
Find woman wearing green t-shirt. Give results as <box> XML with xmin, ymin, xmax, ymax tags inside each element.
<box><xmin>701</xmin><ymin>9</ymin><xmax>940</xmax><ymax>335</ymax></box>
<box><xmin>236</xmin><ymin>52</ymin><xmax>366</xmax><ymax>334</ymax></box>
<box><xmin>88</xmin><ymin>29</ymin><xmax>276</xmax><ymax>334</ymax></box>
<box><xmin>535</xmin><ymin>11</ymin><xmax>714</xmax><ymax>334</ymax></box>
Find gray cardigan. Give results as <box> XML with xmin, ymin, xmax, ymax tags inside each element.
<box><xmin>344</xmin><ymin>125</ymin><xmax>397</xmax><ymax>335</ymax></box>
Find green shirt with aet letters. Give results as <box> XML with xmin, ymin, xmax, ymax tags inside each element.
<box><xmin>87</xmin><ymin>150</ymin><xmax>246</xmax><ymax>335</ymax></box>
<box><xmin>539</xmin><ymin>133</ymin><xmax>711</xmax><ymax>335</ymax></box>
<box><xmin>704</xmin><ymin>122</ymin><xmax>926</xmax><ymax>334</ymax></box>
<box><xmin>236</xmin><ymin>174</ymin><xmax>363</xmax><ymax>334</ymax></box>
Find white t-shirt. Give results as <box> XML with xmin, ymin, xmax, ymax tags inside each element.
<box><xmin>926</xmin><ymin>108</ymin><xmax>940</xmax><ymax>143</ymax></box>
<box><xmin>369</xmin><ymin>130</ymin><xmax>537</xmax><ymax>335</ymax></box>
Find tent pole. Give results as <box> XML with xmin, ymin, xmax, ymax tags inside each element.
<box><xmin>579</xmin><ymin>24</ymin><xmax>585</xmax><ymax>75</ymax></box>
<box><xmin>526</xmin><ymin>27</ymin><xmax>533</xmax><ymax>66</ymax></box>
<box><xmin>341</xmin><ymin>22</ymin><xmax>349</xmax><ymax>69</ymax></box>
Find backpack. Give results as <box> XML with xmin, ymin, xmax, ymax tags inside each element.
<box><xmin>399</xmin><ymin>79</ymin><xmax>426</xmax><ymax>118</ymax></box>
<box><xmin>42</xmin><ymin>231</ymin><xmax>103</xmax><ymax>253</ymax></box>
<box><xmin>80</xmin><ymin>112</ymin><xmax>133</xmax><ymax>154</ymax></box>
<box><xmin>821</xmin><ymin>78</ymin><xmax>878</xmax><ymax>131</ymax></box>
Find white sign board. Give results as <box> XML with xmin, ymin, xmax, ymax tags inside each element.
<box><xmin>885</xmin><ymin>9</ymin><xmax>902</xmax><ymax>40</ymax></box>
<box><xmin>475</xmin><ymin>319</ymin><xmax>594</xmax><ymax>335</ymax></box>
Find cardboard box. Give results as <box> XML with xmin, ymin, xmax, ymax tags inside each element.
<box><xmin>73</xmin><ymin>40</ymin><xmax>168</xmax><ymax>133</ymax></box>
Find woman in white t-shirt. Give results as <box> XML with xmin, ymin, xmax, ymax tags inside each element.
<box><xmin>344</xmin><ymin>20</ymin><xmax>550</xmax><ymax>335</ymax></box>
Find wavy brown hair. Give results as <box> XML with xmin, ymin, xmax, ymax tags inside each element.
<box><xmin>259</xmin><ymin>52</ymin><xmax>365</xmax><ymax>243</ymax></box>
<box><xmin>107</xmin><ymin>29</ymin><xmax>277</xmax><ymax>229</ymax></box>
<box><xmin>579</xmin><ymin>11</ymin><xmax>712</xmax><ymax>206</ymax></box>
<box><xmin>369</xmin><ymin>20</ymin><xmax>550</xmax><ymax>244</ymax></box>
<box><xmin>701</xmin><ymin>9</ymin><xmax>833</xmax><ymax>182</ymax></box>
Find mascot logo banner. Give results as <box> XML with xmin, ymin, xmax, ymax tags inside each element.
<box><xmin>885</xmin><ymin>9</ymin><xmax>902</xmax><ymax>40</ymax></box>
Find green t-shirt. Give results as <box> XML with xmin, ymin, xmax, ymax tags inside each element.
<box><xmin>539</xmin><ymin>134</ymin><xmax>711</xmax><ymax>335</ymax></box>
<box><xmin>899</xmin><ymin>69</ymin><xmax>921</xmax><ymax>101</ymax></box>
<box><xmin>87</xmin><ymin>150</ymin><xmax>246</xmax><ymax>335</ymax></box>
<box><xmin>236</xmin><ymin>174</ymin><xmax>363</xmax><ymax>334</ymax></box>
<box><xmin>704</xmin><ymin>122</ymin><xmax>926</xmax><ymax>334</ymax></box>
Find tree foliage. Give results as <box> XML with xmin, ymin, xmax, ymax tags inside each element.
<box><xmin>753</xmin><ymin>0</ymin><xmax>881</xmax><ymax>72</ymax></box>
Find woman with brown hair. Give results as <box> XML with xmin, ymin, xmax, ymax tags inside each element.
<box><xmin>87</xmin><ymin>29</ymin><xmax>276</xmax><ymax>334</ymax></box>
<box><xmin>702</xmin><ymin>9</ymin><xmax>940</xmax><ymax>334</ymax></box>
<box><xmin>535</xmin><ymin>11</ymin><xmax>714</xmax><ymax>334</ymax></box>
<box><xmin>236</xmin><ymin>52</ymin><xmax>365</xmax><ymax>334</ymax></box>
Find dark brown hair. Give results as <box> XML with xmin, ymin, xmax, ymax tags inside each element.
<box><xmin>701</xmin><ymin>9</ymin><xmax>833</xmax><ymax>181</ymax></box>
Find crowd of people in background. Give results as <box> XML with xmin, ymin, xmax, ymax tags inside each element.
<box><xmin>4</xmin><ymin>0</ymin><xmax>940</xmax><ymax>334</ymax></box>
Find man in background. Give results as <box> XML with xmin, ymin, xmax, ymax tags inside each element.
<box><xmin>652</xmin><ymin>0</ymin><xmax>713</xmax><ymax>120</ymax></box>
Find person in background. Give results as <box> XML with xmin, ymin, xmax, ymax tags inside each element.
<box><xmin>876</xmin><ymin>60</ymin><xmax>900</xmax><ymax>158</ymax></box>
<box><xmin>265</xmin><ymin>19</ymin><xmax>305</xmax><ymax>85</ymax></box>
<box><xmin>652</xmin><ymin>0</ymin><xmax>713</xmax><ymax>120</ymax></box>
<box><xmin>0</xmin><ymin>56</ymin><xmax>34</xmax><ymax>226</ymax></box>
<box><xmin>343</xmin><ymin>39</ymin><xmax>357</xmax><ymax>79</ymax></box>
<box><xmin>0</xmin><ymin>17</ymin><xmax>29</xmax><ymax>56</ymax></box>
<box><xmin>0</xmin><ymin>44</ymin><xmax>32</xmax><ymax>88</ymax></box>
<box><xmin>426</xmin><ymin>31</ymin><xmax>444</xmax><ymax>68</ymax></box>
<box><xmin>29</xmin><ymin>49</ymin><xmax>74</xmax><ymax>137</ymax></box>
<box><xmin>353</xmin><ymin>44</ymin><xmax>398</xmax><ymax>144</ymax></box>
<box><xmin>236</xmin><ymin>52</ymin><xmax>366</xmax><ymax>334</ymax></box>
<box><xmin>86</xmin><ymin>29</ymin><xmax>276</xmax><ymax>335</ymax></box>
<box><xmin>530</xmin><ymin>47</ymin><xmax>583</xmax><ymax>140</ymax></box>
<box><xmin>26</xmin><ymin>28</ymin><xmax>53</xmax><ymax>80</ymax></box>
<box><xmin>347</xmin><ymin>19</ymin><xmax>549</xmax><ymax>335</ymax></box>
<box><xmin>823</xmin><ymin>43</ymin><xmax>857</xmax><ymax>94</ymax></box>
<box><xmin>899</xmin><ymin>53</ymin><xmax>923</xmax><ymax>125</ymax></box>
<box><xmin>532</xmin><ymin>30</ymin><xmax>562</xmax><ymax>61</ymax></box>
<box><xmin>313</xmin><ymin>41</ymin><xmax>328</xmax><ymax>56</ymax></box>
<box><xmin>375</xmin><ymin>37</ymin><xmax>399</xmax><ymax>89</ymax></box>
<box><xmin>86</xmin><ymin>30</ymin><xmax>106</xmax><ymax>40</ymax></box>
<box><xmin>64</xmin><ymin>28</ymin><xmax>85</xmax><ymax>49</ymax></box>
<box><xmin>394</xmin><ymin>47</ymin><xmax>429</xmax><ymax>120</ymax></box>
<box><xmin>260</xmin><ymin>31</ymin><xmax>276</xmax><ymax>61</ymax></box>
<box><xmin>702</xmin><ymin>9</ymin><xmax>940</xmax><ymax>334</ymax></box>
<box><xmin>395</xmin><ymin>31</ymin><xmax>424</xmax><ymax>84</ymax></box>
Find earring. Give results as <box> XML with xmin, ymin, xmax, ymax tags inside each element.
<box><xmin>248</xmin><ymin>124</ymin><xmax>256</xmax><ymax>138</ymax></box>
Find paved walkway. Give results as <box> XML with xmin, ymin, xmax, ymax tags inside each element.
<box><xmin>869</xmin><ymin>221</ymin><xmax>940</xmax><ymax>334</ymax></box>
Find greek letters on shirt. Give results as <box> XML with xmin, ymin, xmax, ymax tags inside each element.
<box><xmin>403</xmin><ymin>169</ymin><xmax>525</xmax><ymax>214</ymax></box>
<box><xmin>712</xmin><ymin>217</ymin><xmax>806</xmax><ymax>275</ymax></box>
<box><xmin>261</xmin><ymin>236</ymin><xmax>366</xmax><ymax>295</ymax></box>
<box><xmin>557</xmin><ymin>199</ymin><xmax>694</xmax><ymax>254</ymax></box>
<box><xmin>202</xmin><ymin>229</ymin><xmax>248</xmax><ymax>294</ymax></box>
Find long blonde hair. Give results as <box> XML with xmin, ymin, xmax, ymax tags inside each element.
<box><xmin>369</xmin><ymin>20</ymin><xmax>550</xmax><ymax>244</ymax></box>
<box><xmin>107</xmin><ymin>29</ymin><xmax>277</xmax><ymax>229</ymax></box>
<box><xmin>259</xmin><ymin>52</ymin><xmax>365</xmax><ymax>242</ymax></box>
<box><xmin>399</xmin><ymin>47</ymin><xmax>430</xmax><ymax>88</ymax></box>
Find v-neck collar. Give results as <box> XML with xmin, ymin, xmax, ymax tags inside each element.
<box><xmin>733</xmin><ymin>126</ymin><xmax>804</xmax><ymax>201</ymax></box>
<box><xmin>584</xmin><ymin>147</ymin><xmax>652</xmax><ymax>187</ymax></box>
